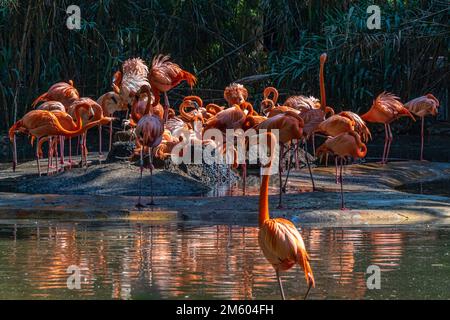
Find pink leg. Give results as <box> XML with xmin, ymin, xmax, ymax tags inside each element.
<box><xmin>242</xmin><ymin>163</ymin><xmax>247</xmax><ymax>196</ymax></box>
<box><xmin>12</xmin><ymin>134</ymin><xmax>17</xmax><ymax>172</ymax></box>
<box><xmin>109</xmin><ymin>120</ymin><xmax>113</xmax><ymax>152</ymax></box>
<box><xmin>68</xmin><ymin>137</ymin><xmax>73</xmax><ymax>168</ymax></box>
<box><xmin>36</xmin><ymin>137</ymin><xmax>41</xmax><ymax>176</ymax></box>
<box><xmin>339</xmin><ymin>157</ymin><xmax>347</xmax><ymax>210</ymax></box>
<box><xmin>59</xmin><ymin>136</ymin><xmax>65</xmax><ymax>165</ymax></box>
<box><xmin>385</xmin><ymin>124</ymin><xmax>393</xmax><ymax>163</ymax></box>
<box><xmin>381</xmin><ymin>124</ymin><xmax>388</xmax><ymax>164</ymax></box>
<box><xmin>83</xmin><ymin>133</ymin><xmax>88</xmax><ymax>168</ymax></box>
<box><xmin>98</xmin><ymin>125</ymin><xmax>103</xmax><ymax>158</ymax></box>
<box><xmin>54</xmin><ymin>138</ymin><xmax>59</xmax><ymax>173</ymax></box>
<box><xmin>420</xmin><ymin>116</ymin><xmax>424</xmax><ymax>161</ymax></box>
<box><xmin>47</xmin><ymin>137</ymin><xmax>53</xmax><ymax>175</ymax></box>
<box><xmin>335</xmin><ymin>156</ymin><xmax>339</xmax><ymax>184</ymax></box>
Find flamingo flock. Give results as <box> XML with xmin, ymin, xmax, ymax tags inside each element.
<box><xmin>8</xmin><ymin>52</ymin><xmax>440</xmax><ymax>300</ymax></box>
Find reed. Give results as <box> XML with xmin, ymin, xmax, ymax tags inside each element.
<box><xmin>0</xmin><ymin>0</ymin><xmax>447</xmax><ymax>132</ymax></box>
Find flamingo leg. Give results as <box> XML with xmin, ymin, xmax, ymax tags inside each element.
<box><xmin>136</xmin><ymin>147</ymin><xmax>145</xmax><ymax>208</ymax></box>
<box><xmin>12</xmin><ymin>133</ymin><xmax>17</xmax><ymax>172</ymax></box>
<box><xmin>68</xmin><ymin>137</ymin><xmax>72</xmax><ymax>169</ymax></box>
<box><xmin>420</xmin><ymin>116</ymin><xmax>424</xmax><ymax>161</ymax></box>
<box><xmin>164</xmin><ymin>92</ymin><xmax>170</xmax><ymax>123</ymax></box>
<box><xmin>385</xmin><ymin>124</ymin><xmax>393</xmax><ymax>163</ymax></box>
<box><xmin>340</xmin><ymin>157</ymin><xmax>346</xmax><ymax>210</ymax></box>
<box><xmin>98</xmin><ymin>125</ymin><xmax>103</xmax><ymax>160</ymax></box>
<box><xmin>147</xmin><ymin>148</ymin><xmax>155</xmax><ymax>206</ymax></box>
<box><xmin>242</xmin><ymin>163</ymin><xmax>247</xmax><ymax>196</ymax></box>
<box><xmin>294</xmin><ymin>140</ymin><xmax>300</xmax><ymax>170</ymax></box>
<box><xmin>275</xmin><ymin>270</ymin><xmax>286</xmax><ymax>300</ymax></box>
<box><xmin>277</xmin><ymin>144</ymin><xmax>284</xmax><ymax>209</ymax></box>
<box><xmin>54</xmin><ymin>138</ymin><xmax>59</xmax><ymax>173</ymax></box>
<box><xmin>304</xmin><ymin>281</ymin><xmax>313</xmax><ymax>300</ymax></box>
<box><xmin>84</xmin><ymin>133</ymin><xmax>88</xmax><ymax>167</ymax></box>
<box><xmin>47</xmin><ymin>137</ymin><xmax>51</xmax><ymax>175</ymax></box>
<box><xmin>304</xmin><ymin>139</ymin><xmax>316</xmax><ymax>191</ymax></box>
<box><xmin>282</xmin><ymin>144</ymin><xmax>295</xmax><ymax>193</ymax></box>
<box><xmin>335</xmin><ymin>156</ymin><xmax>339</xmax><ymax>184</ymax></box>
<box><xmin>59</xmin><ymin>136</ymin><xmax>65</xmax><ymax>166</ymax></box>
<box><xmin>381</xmin><ymin>124</ymin><xmax>388</xmax><ymax>164</ymax></box>
<box><xmin>109</xmin><ymin>120</ymin><xmax>113</xmax><ymax>152</ymax></box>
<box><xmin>36</xmin><ymin>137</ymin><xmax>41</xmax><ymax>176</ymax></box>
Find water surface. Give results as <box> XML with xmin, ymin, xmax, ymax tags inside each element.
<box><xmin>0</xmin><ymin>220</ymin><xmax>448</xmax><ymax>300</ymax></box>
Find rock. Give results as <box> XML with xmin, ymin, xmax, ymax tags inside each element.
<box><xmin>107</xmin><ymin>141</ymin><xmax>136</xmax><ymax>162</ymax></box>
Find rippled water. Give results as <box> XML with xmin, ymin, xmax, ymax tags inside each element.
<box><xmin>0</xmin><ymin>221</ymin><xmax>448</xmax><ymax>300</ymax></box>
<box><xmin>397</xmin><ymin>179</ymin><xmax>450</xmax><ymax>198</ymax></box>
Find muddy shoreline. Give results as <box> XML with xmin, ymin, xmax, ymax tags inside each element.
<box><xmin>0</xmin><ymin>156</ymin><xmax>450</xmax><ymax>225</ymax></box>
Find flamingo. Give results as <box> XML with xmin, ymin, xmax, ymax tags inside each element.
<box><xmin>148</xmin><ymin>54</ymin><xmax>197</xmax><ymax>123</ymax></box>
<box><xmin>404</xmin><ymin>94</ymin><xmax>439</xmax><ymax>161</ymax></box>
<box><xmin>255</xmin><ymin>111</ymin><xmax>304</xmax><ymax>208</ymax></box>
<box><xmin>300</xmin><ymin>54</ymin><xmax>334</xmax><ymax>134</ymax></box>
<box><xmin>224</xmin><ymin>83</ymin><xmax>248</xmax><ymax>106</ymax></box>
<box><xmin>284</xmin><ymin>95</ymin><xmax>321</xmax><ymax>111</ymax></box>
<box><xmin>134</xmin><ymin>85</ymin><xmax>165</xmax><ymax>208</ymax></box>
<box><xmin>258</xmin><ymin>131</ymin><xmax>315</xmax><ymax>300</ymax></box>
<box><xmin>35</xmin><ymin>101</ymin><xmax>68</xmax><ymax>169</ymax></box>
<box><xmin>31</xmin><ymin>80</ymin><xmax>79</xmax><ymax>109</ymax></box>
<box><xmin>9</xmin><ymin>104</ymin><xmax>112</xmax><ymax>175</ymax></box>
<box><xmin>316</xmin><ymin>131</ymin><xmax>367</xmax><ymax>210</ymax></box>
<box><xmin>97</xmin><ymin>91</ymin><xmax>128</xmax><ymax>152</ymax></box>
<box><xmin>361</xmin><ymin>92</ymin><xmax>415</xmax><ymax>164</ymax></box>
<box><xmin>203</xmin><ymin>102</ymin><xmax>253</xmax><ymax>133</ymax></box>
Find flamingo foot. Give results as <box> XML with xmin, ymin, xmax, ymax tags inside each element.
<box><xmin>340</xmin><ymin>207</ymin><xmax>349</xmax><ymax>211</ymax></box>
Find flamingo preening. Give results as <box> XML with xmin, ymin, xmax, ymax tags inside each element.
<box><xmin>316</xmin><ymin>131</ymin><xmax>367</xmax><ymax>210</ymax></box>
<box><xmin>404</xmin><ymin>94</ymin><xmax>440</xmax><ymax>161</ymax></box>
<box><xmin>361</xmin><ymin>92</ymin><xmax>415</xmax><ymax>164</ymax></box>
<box><xmin>148</xmin><ymin>54</ymin><xmax>197</xmax><ymax>123</ymax></box>
<box><xmin>97</xmin><ymin>91</ymin><xmax>127</xmax><ymax>152</ymax></box>
<box><xmin>255</xmin><ymin>111</ymin><xmax>304</xmax><ymax>208</ymax></box>
<box><xmin>9</xmin><ymin>104</ymin><xmax>113</xmax><ymax>175</ymax></box>
<box><xmin>134</xmin><ymin>85</ymin><xmax>165</xmax><ymax>207</ymax></box>
<box><xmin>258</xmin><ymin>131</ymin><xmax>315</xmax><ymax>300</ymax></box>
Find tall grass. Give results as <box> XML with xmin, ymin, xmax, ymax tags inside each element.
<box><xmin>0</xmin><ymin>0</ymin><xmax>448</xmax><ymax>131</ymax></box>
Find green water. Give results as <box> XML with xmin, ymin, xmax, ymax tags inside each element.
<box><xmin>0</xmin><ymin>220</ymin><xmax>448</xmax><ymax>300</ymax></box>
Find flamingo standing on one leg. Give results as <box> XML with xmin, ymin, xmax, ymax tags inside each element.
<box><xmin>316</xmin><ymin>131</ymin><xmax>367</xmax><ymax>210</ymax></box>
<box><xmin>404</xmin><ymin>94</ymin><xmax>439</xmax><ymax>161</ymax></box>
<box><xmin>148</xmin><ymin>54</ymin><xmax>197</xmax><ymax>123</ymax></box>
<box><xmin>361</xmin><ymin>92</ymin><xmax>415</xmax><ymax>164</ymax></box>
<box><xmin>258</xmin><ymin>131</ymin><xmax>315</xmax><ymax>300</ymax></box>
<box><xmin>134</xmin><ymin>85</ymin><xmax>165</xmax><ymax>207</ymax></box>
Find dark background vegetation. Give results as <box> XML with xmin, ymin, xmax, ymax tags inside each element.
<box><xmin>0</xmin><ymin>0</ymin><xmax>448</xmax><ymax>133</ymax></box>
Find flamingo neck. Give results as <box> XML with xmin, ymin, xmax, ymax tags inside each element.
<box><xmin>319</xmin><ymin>58</ymin><xmax>326</xmax><ymax>111</ymax></box>
<box><xmin>259</xmin><ymin>174</ymin><xmax>270</xmax><ymax>226</ymax></box>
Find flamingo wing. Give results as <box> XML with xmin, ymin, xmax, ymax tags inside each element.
<box><xmin>259</xmin><ymin>218</ymin><xmax>314</xmax><ymax>285</ymax></box>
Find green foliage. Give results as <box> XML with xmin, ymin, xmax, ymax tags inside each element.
<box><xmin>0</xmin><ymin>0</ymin><xmax>448</xmax><ymax>131</ymax></box>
